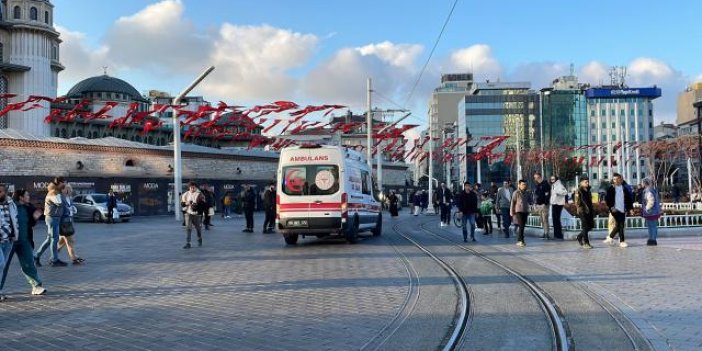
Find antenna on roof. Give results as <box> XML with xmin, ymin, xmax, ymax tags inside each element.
<box><xmin>102</xmin><ymin>66</ymin><xmax>109</xmax><ymax>76</ymax></box>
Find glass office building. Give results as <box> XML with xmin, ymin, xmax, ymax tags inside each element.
<box><xmin>457</xmin><ymin>82</ymin><xmax>540</xmax><ymax>183</ymax></box>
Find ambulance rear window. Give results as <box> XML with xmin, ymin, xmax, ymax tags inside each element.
<box><xmin>283</xmin><ymin>165</ymin><xmax>340</xmax><ymax>196</ymax></box>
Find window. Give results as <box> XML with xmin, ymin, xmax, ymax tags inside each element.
<box><xmin>51</xmin><ymin>45</ymin><xmax>58</xmax><ymax>60</ymax></box>
<box><xmin>44</xmin><ymin>11</ymin><xmax>49</xmax><ymax>24</ymax></box>
<box><xmin>591</xmin><ymin>135</ymin><xmax>597</xmax><ymax>142</ymax></box>
<box><xmin>13</xmin><ymin>6</ymin><xmax>21</xmax><ymax>19</ymax></box>
<box><xmin>591</xmin><ymin>123</ymin><xmax>596</xmax><ymax>130</ymax></box>
<box><xmin>282</xmin><ymin>165</ymin><xmax>340</xmax><ymax>196</ymax></box>
<box><xmin>611</xmin><ymin>109</ymin><xmax>616</xmax><ymax>116</ymax></box>
<box><xmin>361</xmin><ymin>170</ymin><xmax>371</xmax><ymax>195</ymax></box>
<box><xmin>601</xmin><ymin>122</ymin><xmax>606</xmax><ymax>129</ymax></box>
<box><xmin>649</xmin><ymin>109</ymin><xmax>653</xmax><ymax>117</ymax></box>
<box><xmin>601</xmin><ymin>109</ymin><xmax>606</xmax><ymax>116</ymax></box>
<box><xmin>602</xmin><ymin>135</ymin><xmax>607</xmax><ymax>142</ymax></box>
<box><xmin>590</xmin><ymin>110</ymin><xmax>595</xmax><ymax>117</ymax></box>
<box><xmin>611</xmin><ymin>122</ymin><xmax>616</xmax><ymax>128</ymax></box>
<box><xmin>30</xmin><ymin>7</ymin><xmax>37</xmax><ymax>20</ymax></box>
<box><xmin>592</xmin><ymin>173</ymin><xmax>598</xmax><ymax>180</ymax></box>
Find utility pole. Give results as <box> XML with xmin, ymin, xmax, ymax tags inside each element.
<box><xmin>367</xmin><ymin>78</ymin><xmax>373</xmax><ymax>169</ymax></box>
<box><xmin>516</xmin><ymin>121</ymin><xmax>522</xmax><ymax>180</ymax></box>
<box><xmin>173</xmin><ymin>66</ymin><xmax>215</xmax><ymax>222</ymax></box>
<box><xmin>376</xmin><ymin>111</ymin><xmax>410</xmax><ymax>195</ymax></box>
<box><xmin>427</xmin><ymin>113</ymin><xmax>436</xmax><ymax>215</ymax></box>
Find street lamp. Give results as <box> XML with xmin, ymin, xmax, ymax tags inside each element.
<box><xmin>173</xmin><ymin>66</ymin><xmax>215</xmax><ymax>221</ymax></box>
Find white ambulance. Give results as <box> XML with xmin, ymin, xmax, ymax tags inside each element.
<box><xmin>276</xmin><ymin>144</ymin><xmax>382</xmax><ymax>244</ymax></box>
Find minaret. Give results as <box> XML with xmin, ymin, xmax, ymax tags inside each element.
<box><xmin>1</xmin><ymin>0</ymin><xmax>63</xmax><ymax>135</ymax></box>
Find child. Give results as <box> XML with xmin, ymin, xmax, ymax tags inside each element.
<box><xmin>479</xmin><ymin>195</ymin><xmax>494</xmax><ymax>235</ymax></box>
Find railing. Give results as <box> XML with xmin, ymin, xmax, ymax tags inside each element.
<box><xmin>527</xmin><ymin>214</ymin><xmax>702</xmax><ymax>231</ymax></box>
<box><xmin>633</xmin><ymin>202</ymin><xmax>702</xmax><ymax>211</ymax></box>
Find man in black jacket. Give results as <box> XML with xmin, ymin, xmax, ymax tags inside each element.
<box><xmin>242</xmin><ymin>185</ymin><xmax>256</xmax><ymax>233</ymax></box>
<box><xmin>574</xmin><ymin>176</ymin><xmax>594</xmax><ymax>249</ymax></box>
<box><xmin>604</xmin><ymin>173</ymin><xmax>634</xmax><ymax>248</ymax></box>
<box><xmin>201</xmin><ymin>185</ymin><xmax>215</xmax><ymax>230</ymax></box>
<box><xmin>262</xmin><ymin>183</ymin><xmax>276</xmax><ymax>233</ymax></box>
<box><xmin>456</xmin><ymin>181</ymin><xmax>478</xmax><ymax>243</ymax></box>
<box><xmin>533</xmin><ymin>172</ymin><xmax>551</xmax><ymax>239</ymax></box>
<box><xmin>436</xmin><ymin>183</ymin><xmax>453</xmax><ymax>227</ymax></box>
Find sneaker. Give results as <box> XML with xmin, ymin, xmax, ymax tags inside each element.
<box><xmin>34</xmin><ymin>257</ymin><xmax>42</xmax><ymax>267</ymax></box>
<box><xmin>49</xmin><ymin>260</ymin><xmax>68</xmax><ymax>267</ymax></box>
<box><xmin>0</xmin><ymin>294</ymin><xmax>6</xmax><ymax>301</ymax></box>
<box><xmin>198</xmin><ymin>239</ymin><xmax>203</xmax><ymax>247</ymax></box>
<box><xmin>183</xmin><ymin>243</ymin><xmax>191</xmax><ymax>249</ymax></box>
<box><xmin>647</xmin><ymin>239</ymin><xmax>658</xmax><ymax>246</ymax></box>
<box><xmin>471</xmin><ymin>237</ymin><xmax>476</xmax><ymax>242</ymax></box>
<box><xmin>31</xmin><ymin>286</ymin><xmax>46</xmax><ymax>295</ymax></box>
<box><xmin>516</xmin><ymin>241</ymin><xmax>525</xmax><ymax>247</ymax></box>
<box><xmin>582</xmin><ymin>243</ymin><xmax>593</xmax><ymax>249</ymax></box>
<box><xmin>72</xmin><ymin>258</ymin><xmax>85</xmax><ymax>265</ymax></box>
<box><xmin>463</xmin><ymin>238</ymin><xmax>468</xmax><ymax>243</ymax></box>
<box><xmin>603</xmin><ymin>237</ymin><xmax>614</xmax><ymax>245</ymax></box>
<box><xmin>440</xmin><ymin>223</ymin><xmax>445</xmax><ymax>227</ymax></box>
<box><xmin>619</xmin><ymin>241</ymin><xmax>628</xmax><ymax>248</ymax></box>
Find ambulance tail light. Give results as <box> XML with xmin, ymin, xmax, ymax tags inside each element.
<box><xmin>276</xmin><ymin>194</ymin><xmax>280</xmax><ymax>220</ymax></box>
<box><xmin>341</xmin><ymin>192</ymin><xmax>348</xmax><ymax>223</ymax></box>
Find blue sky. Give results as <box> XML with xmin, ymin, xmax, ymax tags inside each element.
<box><xmin>52</xmin><ymin>0</ymin><xmax>702</xmax><ymax>124</ymax></box>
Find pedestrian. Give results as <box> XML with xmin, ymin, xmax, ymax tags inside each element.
<box><xmin>262</xmin><ymin>183</ymin><xmax>276</xmax><ymax>233</ymax></box>
<box><xmin>671</xmin><ymin>183</ymin><xmax>680</xmax><ymax>204</ymax></box>
<box><xmin>510</xmin><ymin>179</ymin><xmax>530</xmax><ymax>247</ymax></box>
<box><xmin>479</xmin><ymin>194</ymin><xmax>494</xmax><ymax>235</ymax></box>
<box><xmin>574</xmin><ymin>176</ymin><xmax>594</xmax><ymax>249</ymax></box>
<box><xmin>107</xmin><ymin>190</ymin><xmax>118</xmax><ymax>224</ymax></box>
<box><xmin>181</xmin><ymin>181</ymin><xmax>205</xmax><ymax>249</ymax></box>
<box><xmin>35</xmin><ymin>181</ymin><xmax>67</xmax><ymax>267</ymax></box>
<box><xmin>474</xmin><ymin>183</ymin><xmax>483</xmax><ymax>229</ymax></box>
<box><xmin>242</xmin><ymin>184</ymin><xmax>256</xmax><ymax>232</ymax></box>
<box><xmin>549</xmin><ymin>176</ymin><xmax>568</xmax><ymax>240</ymax></box>
<box><xmin>0</xmin><ymin>185</ymin><xmax>46</xmax><ymax>300</ymax></box>
<box><xmin>641</xmin><ymin>178</ymin><xmax>662</xmax><ymax>246</ymax></box>
<box><xmin>11</xmin><ymin>190</ymin><xmax>39</xmax><ymax>250</ymax></box>
<box><xmin>201</xmin><ymin>185</ymin><xmax>215</xmax><ymax>230</ymax></box>
<box><xmin>533</xmin><ymin>172</ymin><xmax>551</xmax><ymax>240</ymax></box>
<box><xmin>421</xmin><ymin>190</ymin><xmax>428</xmax><ymax>214</ymax></box>
<box><xmin>490</xmin><ymin>182</ymin><xmax>501</xmax><ymax>229</ymax></box>
<box><xmin>412</xmin><ymin>191</ymin><xmax>422</xmax><ymax>216</ymax></box>
<box><xmin>57</xmin><ymin>184</ymin><xmax>84</xmax><ymax>264</ymax></box>
<box><xmin>223</xmin><ymin>192</ymin><xmax>233</xmax><ymax>219</ymax></box>
<box><xmin>456</xmin><ymin>181</ymin><xmax>478</xmax><ymax>242</ymax></box>
<box><xmin>496</xmin><ymin>180</ymin><xmax>513</xmax><ymax>238</ymax></box>
<box><xmin>437</xmin><ymin>183</ymin><xmax>453</xmax><ymax>227</ymax></box>
<box><xmin>388</xmin><ymin>191</ymin><xmax>399</xmax><ymax>218</ymax></box>
<box><xmin>604</xmin><ymin>173</ymin><xmax>634</xmax><ymax>248</ymax></box>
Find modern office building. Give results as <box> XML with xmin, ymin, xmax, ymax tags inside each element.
<box><xmin>677</xmin><ymin>82</ymin><xmax>702</xmax><ymax>125</ymax></box>
<box><xmin>457</xmin><ymin>81</ymin><xmax>540</xmax><ymax>183</ymax></box>
<box><xmin>586</xmin><ymin>85</ymin><xmax>662</xmax><ymax>184</ymax></box>
<box><xmin>540</xmin><ymin>75</ymin><xmax>588</xmax><ymax>152</ymax></box>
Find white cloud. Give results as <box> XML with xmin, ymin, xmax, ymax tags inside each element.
<box><xmin>105</xmin><ymin>0</ymin><xmax>210</xmax><ymax>72</ymax></box>
<box><xmin>55</xmin><ymin>25</ymin><xmax>110</xmax><ymax>92</ymax></box>
<box><xmin>579</xmin><ymin>61</ymin><xmax>609</xmax><ymax>86</ymax></box>
<box><xmin>356</xmin><ymin>41</ymin><xmax>423</xmax><ymax>69</ymax></box>
<box><xmin>201</xmin><ymin>24</ymin><xmax>318</xmax><ymax>101</ymax></box>
<box><xmin>449</xmin><ymin>44</ymin><xmax>502</xmax><ymax>80</ymax></box>
<box><xmin>511</xmin><ymin>62</ymin><xmax>570</xmax><ymax>89</ymax></box>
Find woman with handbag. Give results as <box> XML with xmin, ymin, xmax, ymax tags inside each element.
<box><xmin>35</xmin><ymin>182</ymin><xmax>67</xmax><ymax>267</ymax></box>
<box><xmin>640</xmin><ymin>178</ymin><xmax>662</xmax><ymax>246</ymax></box>
<box><xmin>57</xmin><ymin>184</ymin><xmax>83</xmax><ymax>264</ymax></box>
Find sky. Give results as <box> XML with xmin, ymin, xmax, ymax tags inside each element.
<box><xmin>53</xmin><ymin>0</ymin><xmax>702</xmax><ymax>131</ymax></box>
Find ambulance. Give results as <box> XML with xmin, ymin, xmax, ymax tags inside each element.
<box><xmin>276</xmin><ymin>144</ymin><xmax>382</xmax><ymax>245</ymax></box>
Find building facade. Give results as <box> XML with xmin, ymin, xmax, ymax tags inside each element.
<box><xmin>457</xmin><ymin>81</ymin><xmax>540</xmax><ymax>183</ymax></box>
<box><xmin>0</xmin><ymin>0</ymin><xmax>63</xmax><ymax>135</ymax></box>
<box><xmin>586</xmin><ymin>86</ymin><xmax>661</xmax><ymax>184</ymax></box>
<box><xmin>677</xmin><ymin>82</ymin><xmax>702</xmax><ymax>125</ymax></box>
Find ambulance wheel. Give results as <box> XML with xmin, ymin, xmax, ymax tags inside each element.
<box><xmin>372</xmin><ymin>213</ymin><xmax>382</xmax><ymax>237</ymax></box>
<box><xmin>284</xmin><ymin>234</ymin><xmax>299</xmax><ymax>245</ymax></box>
<box><xmin>346</xmin><ymin>217</ymin><xmax>359</xmax><ymax>244</ymax></box>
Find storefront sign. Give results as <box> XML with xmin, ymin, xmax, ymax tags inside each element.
<box><xmin>111</xmin><ymin>184</ymin><xmax>132</xmax><ymax>193</ymax></box>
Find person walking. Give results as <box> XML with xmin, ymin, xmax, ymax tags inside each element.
<box><xmin>641</xmin><ymin>178</ymin><xmax>662</xmax><ymax>246</ymax></box>
<box><xmin>510</xmin><ymin>180</ymin><xmax>530</xmax><ymax>247</ymax></box>
<box><xmin>671</xmin><ymin>184</ymin><xmax>680</xmax><ymax>204</ymax></box>
<box><xmin>479</xmin><ymin>194</ymin><xmax>494</xmax><ymax>235</ymax></box>
<box><xmin>549</xmin><ymin>176</ymin><xmax>568</xmax><ymax>240</ymax></box>
<box><xmin>201</xmin><ymin>185</ymin><xmax>215</xmax><ymax>230</ymax></box>
<box><xmin>456</xmin><ymin>181</ymin><xmax>478</xmax><ymax>243</ymax></box>
<box><xmin>388</xmin><ymin>191</ymin><xmax>399</xmax><ymax>218</ymax></box>
<box><xmin>0</xmin><ymin>185</ymin><xmax>46</xmax><ymax>301</ymax></box>
<box><xmin>533</xmin><ymin>172</ymin><xmax>551</xmax><ymax>240</ymax></box>
<box><xmin>421</xmin><ymin>190</ymin><xmax>428</xmax><ymax>214</ymax></box>
<box><xmin>496</xmin><ymin>180</ymin><xmax>513</xmax><ymax>238</ymax></box>
<box><xmin>437</xmin><ymin>183</ymin><xmax>453</xmax><ymax>227</ymax></box>
<box><xmin>107</xmin><ymin>190</ymin><xmax>118</xmax><ymax>224</ymax></box>
<box><xmin>35</xmin><ymin>182</ymin><xmax>67</xmax><ymax>267</ymax></box>
<box><xmin>489</xmin><ymin>182</ymin><xmax>501</xmax><ymax>229</ymax></box>
<box><xmin>574</xmin><ymin>176</ymin><xmax>594</xmax><ymax>249</ymax></box>
<box><xmin>181</xmin><ymin>181</ymin><xmax>205</xmax><ymax>249</ymax></box>
<box><xmin>262</xmin><ymin>183</ymin><xmax>276</xmax><ymax>233</ymax></box>
<box><xmin>242</xmin><ymin>185</ymin><xmax>256</xmax><ymax>232</ymax></box>
<box><xmin>412</xmin><ymin>191</ymin><xmax>422</xmax><ymax>216</ymax></box>
<box><xmin>222</xmin><ymin>192</ymin><xmax>233</xmax><ymax>219</ymax></box>
<box><xmin>57</xmin><ymin>184</ymin><xmax>84</xmax><ymax>264</ymax></box>
<box><xmin>604</xmin><ymin>173</ymin><xmax>634</xmax><ymax>248</ymax></box>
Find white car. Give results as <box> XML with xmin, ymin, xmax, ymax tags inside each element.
<box><xmin>73</xmin><ymin>193</ymin><xmax>134</xmax><ymax>222</ymax></box>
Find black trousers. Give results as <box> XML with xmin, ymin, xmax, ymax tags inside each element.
<box><xmin>552</xmin><ymin>205</ymin><xmax>564</xmax><ymax>239</ymax></box>
<box><xmin>440</xmin><ymin>204</ymin><xmax>450</xmax><ymax>224</ymax></box>
<box><xmin>495</xmin><ymin>208</ymin><xmax>501</xmax><ymax>228</ymax></box>
<box><xmin>515</xmin><ymin>213</ymin><xmax>528</xmax><ymax>242</ymax></box>
<box><xmin>609</xmin><ymin>211</ymin><xmax>626</xmax><ymax>242</ymax></box>
<box><xmin>263</xmin><ymin>208</ymin><xmax>275</xmax><ymax>230</ymax></box>
<box><xmin>204</xmin><ymin>210</ymin><xmax>212</xmax><ymax>227</ymax></box>
<box><xmin>577</xmin><ymin>214</ymin><xmax>592</xmax><ymax>244</ymax></box>
<box><xmin>244</xmin><ymin>208</ymin><xmax>254</xmax><ymax>229</ymax></box>
<box><xmin>483</xmin><ymin>216</ymin><xmax>492</xmax><ymax>234</ymax></box>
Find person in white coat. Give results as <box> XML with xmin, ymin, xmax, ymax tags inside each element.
<box><xmin>549</xmin><ymin>176</ymin><xmax>568</xmax><ymax>240</ymax></box>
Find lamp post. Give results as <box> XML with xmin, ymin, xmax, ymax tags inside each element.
<box><xmin>173</xmin><ymin>66</ymin><xmax>215</xmax><ymax>222</ymax></box>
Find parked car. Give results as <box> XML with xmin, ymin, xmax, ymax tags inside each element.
<box><xmin>72</xmin><ymin>193</ymin><xmax>133</xmax><ymax>222</ymax></box>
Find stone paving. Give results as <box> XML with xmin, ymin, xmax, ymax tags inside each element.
<box><xmin>443</xmin><ymin>222</ymin><xmax>702</xmax><ymax>351</ymax></box>
<box><xmin>0</xmin><ymin>214</ymin><xmax>410</xmax><ymax>351</ymax></box>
